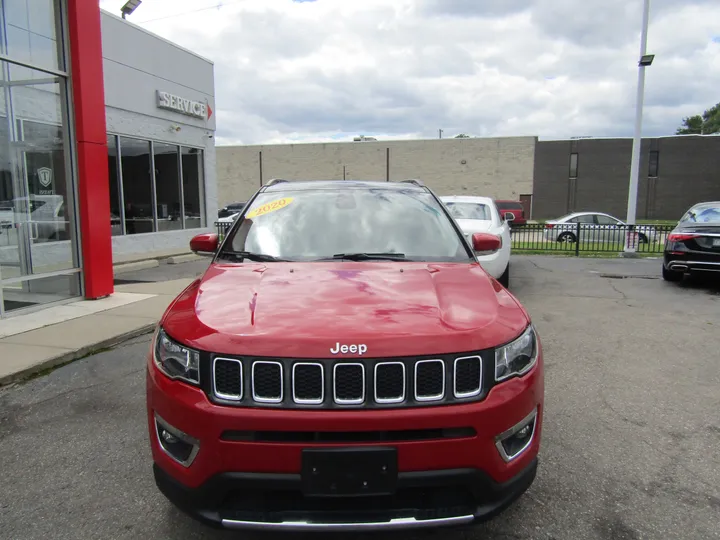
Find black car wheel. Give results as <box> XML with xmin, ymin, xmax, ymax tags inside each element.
<box><xmin>558</xmin><ymin>232</ymin><xmax>576</xmax><ymax>243</ymax></box>
<box><xmin>662</xmin><ymin>265</ymin><xmax>683</xmax><ymax>282</ymax></box>
<box><xmin>499</xmin><ymin>264</ymin><xmax>510</xmax><ymax>288</ymax></box>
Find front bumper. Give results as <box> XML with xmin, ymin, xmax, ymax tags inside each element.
<box><xmin>153</xmin><ymin>457</ymin><xmax>539</xmax><ymax>531</ymax></box>
<box><xmin>147</xmin><ymin>350</ymin><xmax>543</xmax><ymax>530</ymax></box>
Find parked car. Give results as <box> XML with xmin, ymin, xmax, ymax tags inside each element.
<box><xmin>543</xmin><ymin>212</ymin><xmax>658</xmax><ymax>244</ymax></box>
<box><xmin>217</xmin><ymin>201</ymin><xmax>246</xmax><ymax>219</ymax></box>
<box><xmin>441</xmin><ymin>195</ymin><xmax>512</xmax><ymax>287</ymax></box>
<box><xmin>217</xmin><ymin>212</ymin><xmax>240</xmax><ymax>224</ymax></box>
<box><xmin>148</xmin><ymin>179</ymin><xmax>544</xmax><ymax>532</ymax></box>
<box><xmin>662</xmin><ymin>201</ymin><xmax>720</xmax><ymax>282</ymax></box>
<box><xmin>494</xmin><ymin>200</ymin><xmax>527</xmax><ymax>226</ymax></box>
<box><xmin>0</xmin><ymin>195</ymin><xmax>68</xmax><ymax>242</ymax></box>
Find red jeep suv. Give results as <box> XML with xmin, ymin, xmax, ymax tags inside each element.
<box><xmin>147</xmin><ymin>179</ymin><xmax>544</xmax><ymax>532</ymax></box>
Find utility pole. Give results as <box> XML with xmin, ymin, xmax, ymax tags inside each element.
<box><xmin>438</xmin><ymin>129</ymin><xmax>443</xmax><ymax>139</ymax></box>
<box><xmin>624</xmin><ymin>0</ymin><xmax>652</xmax><ymax>255</ymax></box>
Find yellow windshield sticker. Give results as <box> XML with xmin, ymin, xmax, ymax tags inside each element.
<box><xmin>245</xmin><ymin>197</ymin><xmax>294</xmax><ymax>219</ymax></box>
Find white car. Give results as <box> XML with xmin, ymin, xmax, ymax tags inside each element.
<box><xmin>217</xmin><ymin>212</ymin><xmax>240</xmax><ymax>224</ymax></box>
<box><xmin>441</xmin><ymin>195</ymin><xmax>512</xmax><ymax>287</ymax></box>
<box><xmin>543</xmin><ymin>211</ymin><xmax>658</xmax><ymax>244</ymax></box>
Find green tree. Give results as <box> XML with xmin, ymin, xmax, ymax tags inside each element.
<box><xmin>454</xmin><ymin>133</ymin><xmax>471</xmax><ymax>138</ymax></box>
<box><xmin>676</xmin><ymin>102</ymin><xmax>720</xmax><ymax>135</ymax></box>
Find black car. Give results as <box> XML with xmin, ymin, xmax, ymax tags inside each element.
<box><xmin>217</xmin><ymin>201</ymin><xmax>246</xmax><ymax>219</ymax></box>
<box><xmin>663</xmin><ymin>201</ymin><xmax>720</xmax><ymax>282</ymax></box>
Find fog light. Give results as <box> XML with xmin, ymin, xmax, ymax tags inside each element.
<box><xmin>161</xmin><ymin>429</ymin><xmax>179</xmax><ymax>444</ymax></box>
<box><xmin>495</xmin><ymin>408</ymin><xmax>537</xmax><ymax>463</ymax></box>
<box><xmin>154</xmin><ymin>413</ymin><xmax>200</xmax><ymax>467</ymax></box>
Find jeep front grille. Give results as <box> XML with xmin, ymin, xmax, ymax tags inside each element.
<box><xmin>252</xmin><ymin>361</ymin><xmax>283</xmax><ymax>403</ymax></box>
<box><xmin>211</xmin><ymin>353</ymin><xmax>488</xmax><ymax>409</ymax></box>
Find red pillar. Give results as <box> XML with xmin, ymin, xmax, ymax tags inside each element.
<box><xmin>66</xmin><ymin>0</ymin><xmax>114</xmax><ymax>299</ymax></box>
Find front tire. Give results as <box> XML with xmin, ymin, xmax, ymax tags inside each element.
<box><xmin>558</xmin><ymin>232</ymin><xmax>576</xmax><ymax>243</ymax></box>
<box><xmin>662</xmin><ymin>265</ymin><xmax>683</xmax><ymax>282</ymax></box>
<box><xmin>498</xmin><ymin>263</ymin><xmax>510</xmax><ymax>288</ymax></box>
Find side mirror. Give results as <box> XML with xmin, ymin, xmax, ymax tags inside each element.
<box><xmin>190</xmin><ymin>233</ymin><xmax>219</xmax><ymax>256</ymax></box>
<box><xmin>504</xmin><ymin>212</ymin><xmax>515</xmax><ymax>222</ymax></box>
<box><xmin>472</xmin><ymin>232</ymin><xmax>501</xmax><ymax>252</ymax></box>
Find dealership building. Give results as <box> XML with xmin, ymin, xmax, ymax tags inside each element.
<box><xmin>0</xmin><ymin>1</ymin><xmax>216</xmax><ymax>318</ymax></box>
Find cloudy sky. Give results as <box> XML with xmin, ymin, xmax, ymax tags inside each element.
<box><xmin>99</xmin><ymin>0</ymin><xmax>720</xmax><ymax>146</ymax></box>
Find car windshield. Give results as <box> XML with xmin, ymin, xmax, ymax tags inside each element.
<box><xmin>680</xmin><ymin>203</ymin><xmax>720</xmax><ymax>224</ymax></box>
<box><xmin>222</xmin><ymin>187</ymin><xmax>472</xmax><ymax>262</ymax></box>
<box><xmin>444</xmin><ymin>201</ymin><xmax>491</xmax><ymax>221</ymax></box>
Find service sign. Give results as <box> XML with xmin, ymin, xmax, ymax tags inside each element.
<box><xmin>156</xmin><ymin>90</ymin><xmax>209</xmax><ymax>120</ymax></box>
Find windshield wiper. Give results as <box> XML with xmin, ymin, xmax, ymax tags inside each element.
<box><xmin>330</xmin><ymin>252</ymin><xmax>407</xmax><ymax>261</ymax></box>
<box><xmin>218</xmin><ymin>251</ymin><xmax>288</xmax><ymax>262</ymax></box>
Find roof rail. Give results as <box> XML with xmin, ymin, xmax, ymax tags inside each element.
<box><xmin>399</xmin><ymin>179</ymin><xmax>425</xmax><ymax>187</ymax></box>
<box><xmin>265</xmin><ymin>178</ymin><xmax>289</xmax><ymax>187</ymax></box>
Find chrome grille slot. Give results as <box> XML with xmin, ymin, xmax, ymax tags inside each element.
<box><xmin>374</xmin><ymin>362</ymin><xmax>405</xmax><ymax>404</ymax></box>
<box><xmin>213</xmin><ymin>358</ymin><xmax>243</xmax><ymax>401</ymax></box>
<box><xmin>293</xmin><ymin>363</ymin><xmax>324</xmax><ymax>404</ymax></box>
<box><xmin>454</xmin><ymin>356</ymin><xmax>482</xmax><ymax>398</ymax></box>
<box><xmin>415</xmin><ymin>359</ymin><xmax>445</xmax><ymax>401</ymax></box>
<box><xmin>333</xmin><ymin>363</ymin><xmax>365</xmax><ymax>404</ymax></box>
<box><xmin>252</xmin><ymin>361</ymin><xmax>283</xmax><ymax>403</ymax></box>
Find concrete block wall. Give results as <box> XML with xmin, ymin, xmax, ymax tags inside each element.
<box><xmin>216</xmin><ymin>136</ymin><xmax>537</xmax><ymax>207</ymax></box>
<box><xmin>532</xmin><ymin>135</ymin><xmax>720</xmax><ymax>220</ymax></box>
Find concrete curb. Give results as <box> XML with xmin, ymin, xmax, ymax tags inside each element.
<box><xmin>113</xmin><ymin>260</ymin><xmax>160</xmax><ymax>274</ymax></box>
<box><xmin>0</xmin><ymin>323</ymin><xmax>156</xmax><ymax>388</ymax></box>
<box><xmin>167</xmin><ymin>254</ymin><xmax>202</xmax><ymax>265</ymax></box>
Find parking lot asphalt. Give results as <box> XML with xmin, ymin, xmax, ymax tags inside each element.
<box><xmin>1</xmin><ymin>255</ymin><xmax>719</xmax><ymax>540</ymax></box>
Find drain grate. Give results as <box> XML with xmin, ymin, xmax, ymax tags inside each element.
<box><xmin>600</xmin><ymin>274</ymin><xmax>658</xmax><ymax>280</ymax></box>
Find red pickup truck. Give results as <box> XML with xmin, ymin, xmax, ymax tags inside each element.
<box><xmin>495</xmin><ymin>200</ymin><xmax>527</xmax><ymax>226</ymax></box>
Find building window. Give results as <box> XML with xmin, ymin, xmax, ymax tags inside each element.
<box><xmin>3</xmin><ymin>0</ymin><xmax>64</xmax><ymax>78</ymax></box>
<box><xmin>153</xmin><ymin>142</ymin><xmax>182</xmax><ymax>231</ymax></box>
<box><xmin>119</xmin><ymin>137</ymin><xmax>154</xmax><ymax>235</ymax></box>
<box><xmin>182</xmin><ymin>147</ymin><xmax>205</xmax><ymax>229</ymax></box>
<box><xmin>569</xmin><ymin>153</ymin><xmax>578</xmax><ymax>178</ymax></box>
<box><xmin>107</xmin><ymin>136</ymin><xmax>205</xmax><ymax>235</ymax></box>
<box><xmin>107</xmin><ymin>135</ymin><xmax>123</xmax><ymax>236</ymax></box>
<box><xmin>649</xmin><ymin>151</ymin><xmax>659</xmax><ymax>178</ymax></box>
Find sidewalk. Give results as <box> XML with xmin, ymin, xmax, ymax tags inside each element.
<box><xmin>0</xmin><ymin>278</ymin><xmax>193</xmax><ymax>386</ymax></box>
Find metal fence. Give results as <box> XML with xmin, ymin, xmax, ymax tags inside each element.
<box><xmin>510</xmin><ymin>223</ymin><xmax>674</xmax><ymax>255</ymax></box>
<box><xmin>215</xmin><ymin>220</ymin><xmax>674</xmax><ymax>256</ymax></box>
<box><xmin>216</xmin><ymin>220</ymin><xmax>232</xmax><ymax>241</ymax></box>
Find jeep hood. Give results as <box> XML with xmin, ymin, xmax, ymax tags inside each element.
<box><xmin>161</xmin><ymin>262</ymin><xmax>530</xmax><ymax>358</ymax></box>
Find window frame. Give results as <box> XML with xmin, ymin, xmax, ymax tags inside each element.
<box><xmin>107</xmin><ymin>132</ymin><xmax>206</xmax><ymax>235</ymax></box>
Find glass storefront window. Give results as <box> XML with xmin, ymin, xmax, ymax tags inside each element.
<box><xmin>0</xmin><ymin>55</ymin><xmax>79</xmax><ymax>317</ymax></box>
<box><xmin>106</xmin><ymin>136</ymin><xmax>206</xmax><ymax>235</ymax></box>
<box><xmin>1</xmin><ymin>0</ymin><xmax>64</xmax><ymax>75</ymax></box>
<box><xmin>107</xmin><ymin>135</ymin><xmax>122</xmax><ymax>236</ymax></box>
<box><xmin>182</xmin><ymin>146</ymin><xmax>205</xmax><ymax>229</ymax></box>
<box><xmin>153</xmin><ymin>142</ymin><xmax>182</xmax><ymax>232</ymax></box>
<box><xmin>119</xmin><ymin>137</ymin><xmax>154</xmax><ymax>235</ymax></box>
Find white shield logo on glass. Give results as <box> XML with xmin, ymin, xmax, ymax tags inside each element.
<box><xmin>37</xmin><ymin>167</ymin><xmax>53</xmax><ymax>188</ymax></box>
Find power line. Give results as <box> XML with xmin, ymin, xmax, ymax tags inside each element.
<box><xmin>135</xmin><ymin>0</ymin><xmax>245</xmax><ymax>24</ymax></box>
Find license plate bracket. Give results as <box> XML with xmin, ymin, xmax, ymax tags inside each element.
<box><xmin>301</xmin><ymin>447</ymin><xmax>398</xmax><ymax>497</ymax></box>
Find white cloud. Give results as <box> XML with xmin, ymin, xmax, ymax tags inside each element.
<box><xmin>99</xmin><ymin>0</ymin><xmax>720</xmax><ymax>144</ymax></box>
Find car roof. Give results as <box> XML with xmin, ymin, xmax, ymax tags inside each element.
<box><xmin>440</xmin><ymin>195</ymin><xmax>494</xmax><ymax>205</ymax></box>
<box><xmin>555</xmin><ymin>211</ymin><xmax>616</xmax><ymax>219</ymax></box>
<box><xmin>262</xmin><ymin>180</ymin><xmax>426</xmax><ymax>193</ymax></box>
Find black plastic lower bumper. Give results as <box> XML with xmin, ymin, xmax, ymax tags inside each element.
<box><xmin>153</xmin><ymin>458</ymin><xmax>538</xmax><ymax>531</ymax></box>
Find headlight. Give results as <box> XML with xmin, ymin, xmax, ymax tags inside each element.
<box><xmin>154</xmin><ymin>328</ymin><xmax>200</xmax><ymax>385</ymax></box>
<box><xmin>495</xmin><ymin>325</ymin><xmax>538</xmax><ymax>382</ymax></box>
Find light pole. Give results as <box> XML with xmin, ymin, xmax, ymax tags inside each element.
<box><xmin>623</xmin><ymin>0</ymin><xmax>653</xmax><ymax>255</ymax></box>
